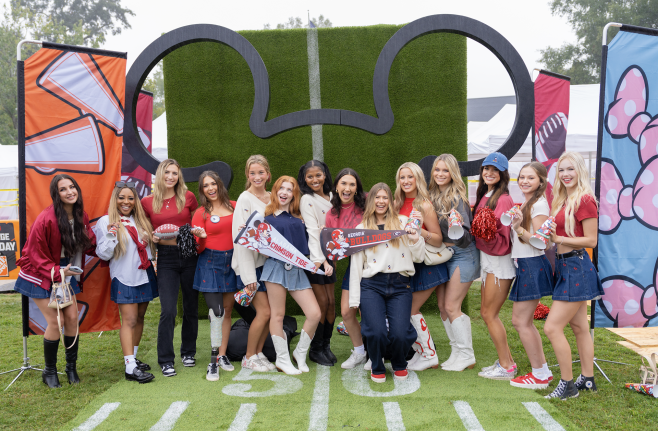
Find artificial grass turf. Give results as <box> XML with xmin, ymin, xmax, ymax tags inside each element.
<box><xmin>2</xmin><ymin>282</ymin><xmax>655</xmax><ymax>431</ymax></box>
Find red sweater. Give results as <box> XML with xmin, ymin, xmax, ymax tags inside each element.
<box><xmin>325</xmin><ymin>205</ymin><xmax>364</xmax><ymax>229</ymax></box>
<box><xmin>142</xmin><ymin>190</ymin><xmax>198</xmax><ymax>230</ymax></box>
<box><xmin>192</xmin><ymin>201</ymin><xmax>236</xmax><ymax>253</ymax></box>
<box><xmin>474</xmin><ymin>193</ymin><xmax>514</xmax><ymax>256</ymax></box>
<box><xmin>17</xmin><ymin>205</ymin><xmax>96</xmax><ymax>290</ymax></box>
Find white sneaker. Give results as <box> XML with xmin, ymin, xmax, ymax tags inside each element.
<box><xmin>218</xmin><ymin>355</ymin><xmax>234</xmax><ymax>372</ymax></box>
<box><xmin>363</xmin><ymin>358</ymin><xmax>384</xmax><ymax>371</ymax></box>
<box><xmin>478</xmin><ymin>363</ymin><xmax>516</xmax><ymax>380</ymax></box>
<box><xmin>241</xmin><ymin>355</ymin><xmax>269</xmax><ymax>372</ymax></box>
<box><xmin>480</xmin><ymin>359</ymin><xmax>500</xmax><ymax>373</ymax></box>
<box><xmin>206</xmin><ymin>362</ymin><xmax>219</xmax><ymax>381</ymax></box>
<box><xmin>258</xmin><ymin>352</ymin><xmax>276</xmax><ymax>372</ymax></box>
<box><xmin>341</xmin><ymin>350</ymin><xmax>368</xmax><ymax>369</ymax></box>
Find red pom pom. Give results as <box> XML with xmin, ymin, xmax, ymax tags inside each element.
<box><xmin>534</xmin><ymin>302</ymin><xmax>550</xmax><ymax>320</ymax></box>
<box><xmin>471</xmin><ymin>207</ymin><xmax>497</xmax><ymax>242</ymax></box>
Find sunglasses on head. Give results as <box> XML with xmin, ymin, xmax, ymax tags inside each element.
<box><xmin>115</xmin><ymin>181</ymin><xmax>136</xmax><ymax>188</ymax></box>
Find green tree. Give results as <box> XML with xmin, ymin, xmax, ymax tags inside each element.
<box><xmin>539</xmin><ymin>0</ymin><xmax>658</xmax><ymax>84</ymax></box>
<box><xmin>142</xmin><ymin>61</ymin><xmax>165</xmax><ymax>120</ymax></box>
<box><xmin>263</xmin><ymin>15</ymin><xmax>332</xmax><ymax>30</ymax></box>
<box><xmin>0</xmin><ymin>1</ymin><xmax>133</xmax><ymax>145</ymax></box>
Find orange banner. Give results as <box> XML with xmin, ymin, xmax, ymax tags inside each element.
<box><xmin>23</xmin><ymin>47</ymin><xmax>125</xmax><ymax>333</ymax></box>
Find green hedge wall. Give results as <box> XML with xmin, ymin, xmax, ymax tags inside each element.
<box><xmin>164</xmin><ymin>25</ymin><xmax>467</xmax><ymax>318</ymax></box>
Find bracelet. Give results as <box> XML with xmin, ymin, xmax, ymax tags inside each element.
<box><xmin>425</xmin><ymin>232</ymin><xmax>432</xmax><ymax>242</ymax></box>
<box><xmin>516</xmin><ymin>228</ymin><xmax>524</xmax><ymax>237</ymax></box>
<box><xmin>560</xmin><ymin>236</ymin><xmax>564</xmax><ymax>245</ymax></box>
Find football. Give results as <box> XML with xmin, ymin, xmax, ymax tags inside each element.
<box><xmin>154</xmin><ymin>223</ymin><xmax>179</xmax><ymax>240</ymax></box>
<box><xmin>535</xmin><ymin>112</ymin><xmax>568</xmax><ymax>162</ymax></box>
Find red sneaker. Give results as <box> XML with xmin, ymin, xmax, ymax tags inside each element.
<box><xmin>371</xmin><ymin>373</ymin><xmax>386</xmax><ymax>383</ymax></box>
<box><xmin>510</xmin><ymin>372</ymin><xmax>550</xmax><ymax>389</ymax></box>
<box><xmin>393</xmin><ymin>369</ymin><xmax>408</xmax><ymax>381</ymax></box>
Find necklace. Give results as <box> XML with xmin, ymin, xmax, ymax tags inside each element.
<box><xmin>341</xmin><ymin>202</ymin><xmax>355</xmax><ymax>210</ymax></box>
<box><xmin>164</xmin><ymin>196</ymin><xmax>174</xmax><ymax>210</ymax></box>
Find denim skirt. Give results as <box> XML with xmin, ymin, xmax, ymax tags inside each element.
<box><xmin>341</xmin><ymin>261</ymin><xmax>352</xmax><ymax>291</ymax></box>
<box><xmin>193</xmin><ymin>248</ymin><xmax>237</xmax><ymax>293</ymax></box>
<box><xmin>509</xmin><ymin>255</ymin><xmax>554</xmax><ymax>302</ymax></box>
<box><xmin>446</xmin><ymin>242</ymin><xmax>481</xmax><ymax>283</ymax></box>
<box><xmin>237</xmin><ymin>265</ymin><xmax>266</xmax><ymax>293</ymax></box>
<box><xmin>14</xmin><ymin>258</ymin><xmax>81</xmax><ymax>299</ymax></box>
<box><xmin>261</xmin><ymin>258</ymin><xmax>312</xmax><ymax>291</ymax></box>
<box><xmin>411</xmin><ymin>261</ymin><xmax>449</xmax><ymax>292</ymax></box>
<box><xmin>552</xmin><ymin>251</ymin><xmax>604</xmax><ymax>302</ymax></box>
<box><xmin>111</xmin><ymin>266</ymin><xmax>159</xmax><ymax>304</ymax></box>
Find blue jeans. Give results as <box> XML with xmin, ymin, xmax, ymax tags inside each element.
<box><xmin>359</xmin><ymin>273</ymin><xmax>416</xmax><ymax>374</ymax></box>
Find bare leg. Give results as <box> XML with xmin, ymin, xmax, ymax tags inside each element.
<box><xmin>340</xmin><ymin>290</ymin><xmax>363</xmax><ymax>348</ymax></box>
<box><xmin>570</xmin><ymin>302</ymin><xmax>594</xmax><ymax>377</ymax></box>
<box><xmin>444</xmin><ymin>267</ymin><xmax>472</xmax><ymax>323</ymax></box>
<box><xmin>411</xmin><ymin>286</ymin><xmax>436</xmax><ymax>315</ymax></box>
<box><xmin>312</xmin><ymin>284</ymin><xmax>329</xmax><ymax>322</ymax></box>
<box><xmin>246</xmin><ymin>291</ymin><xmax>270</xmax><ymax>358</ymax></box>
<box><xmin>512</xmin><ymin>299</ymin><xmax>546</xmax><ymax>369</ymax></box>
<box><xmin>33</xmin><ymin>297</ymin><xmax>79</xmax><ymax>339</ymax></box>
<box><xmin>118</xmin><ymin>304</ymin><xmax>138</xmax><ymax>356</ymax></box>
<box><xmin>479</xmin><ymin>273</ymin><xmax>514</xmax><ymax>369</ymax></box>
<box><xmin>436</xmin><ymin>284</ymin><xmax>448</xmax><ymax>321</ymax></box>
<box><xmin>544</xmin><ymin>300</ymin><xmax>583</xmax><ymax>381</ymax></box>
<box><xmin>324</xmin><ymin>284</ymin><xmax>336</xmax><ymax>324</ymax></box>
<box><xmin>218</xmin><ymin>293</ymin><xmax>235</xmax><ymax>356</ymax></box>
<box><xmin>265</xmin><ymin>282</ymin><xmax>288</xmax><ymax>338</ymax></box>
<box><xmin>133</xmin><ymin>302</ymin><xmax>149</xmax><ymax>348</ymax></box>
<box><xmin>289</xmin><ymin>289</ymin><xmax>322</xmax><ymax>337</ymax></box>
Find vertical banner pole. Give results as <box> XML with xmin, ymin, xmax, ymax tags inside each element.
<box><xmin>17</xmin><ymin>59</ymin><xmax>28</xmax><ymax>339</ymax></box>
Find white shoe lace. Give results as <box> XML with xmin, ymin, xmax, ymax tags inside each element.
<box><xmin>545</xmin><ymin>380</ymin><xmax>567</xmax><ymax>399</ymax></box>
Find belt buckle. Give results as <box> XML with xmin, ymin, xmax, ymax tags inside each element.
<box><xmin>284</xmin><ymin>263</ymin><xmax>293</xmax><ymax>271</ymax></box>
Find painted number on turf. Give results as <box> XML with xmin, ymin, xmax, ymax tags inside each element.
<box><xmin>341</xmin><ymin>365</ymin><xmax>420</xmax><ymax>397</ymax></box>
<box><xmin>222</xmin><ymin>368</ymin><xmax>303</xmax><ymax>398</ymax></box>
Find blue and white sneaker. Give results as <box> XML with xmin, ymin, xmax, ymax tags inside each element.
<box><xmin>161</xmin><ymin>364</ymin><xmax>176</xmax><ymax>377</ymax></box>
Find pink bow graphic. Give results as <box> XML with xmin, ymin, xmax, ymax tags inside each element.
<box><xmin>605</xmin><ymin>66</ymin><xmax>658</xmax><ymax>165</ymax></box>
<box><xmin>600</xmin><ymin>258</ymin><xmax>658</xmax><ymax>328</ymax></box>
<box><xmin>599</xmin><ymin>157</ymin><xmax>658</xmax><ymax>233</ymax></box>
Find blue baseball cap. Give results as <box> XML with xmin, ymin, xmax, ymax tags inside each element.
<box><xmin>482</xmin><ymin>152</ymin><xmax>508</xmax><ymax>171</ymax></box>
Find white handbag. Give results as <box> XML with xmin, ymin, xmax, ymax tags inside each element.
<box><xmin>48</xmin><ymin>268</ymin><xmax>79</xmax><ymax>349</ymax></box>
<box><xmin>423</xmin><ymin>243</ymin><xmax>453</xmax><ymax>265</ymax></box>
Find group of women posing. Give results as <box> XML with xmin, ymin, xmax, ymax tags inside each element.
<box><xmin>16</xmin><ymin>150</ymin><xmax>602</xmax><ymax>399</ymax></box>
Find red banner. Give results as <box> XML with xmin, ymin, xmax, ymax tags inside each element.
<box><xmin>533</xmin><ymin>71</ymin><xmax>570</xmax><ymax>205</ymax></box>
<box><xmin>122</xmin><ymin>91</ymin><xmax>153</xmax><ymax>198</ymax></box>
<box><xmin>22</xmin><ymin>46</ymin><xmax>125</xmax><ymax>334</ymax></box>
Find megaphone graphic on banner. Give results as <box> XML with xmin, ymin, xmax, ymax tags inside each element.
<box><xmin>25</xmin><ymin>115</ymin><xmax>104</xmax><ymax>174</ymax></box>
<box><xmin>38</xmin><ymin>51</ymin><xmax>124</xmax><ymax>134</ymax></box>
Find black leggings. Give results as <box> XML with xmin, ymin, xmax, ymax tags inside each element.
<box><xmin>203</xmin><ymin>292</ymin><xmax>225</xmax><ymax>318</ymax></box>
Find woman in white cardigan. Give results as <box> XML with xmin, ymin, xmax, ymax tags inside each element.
<box><xmin>349</xmin><ymin>183</ymin><xmax>424</xmax><ymax>384</ymax></box>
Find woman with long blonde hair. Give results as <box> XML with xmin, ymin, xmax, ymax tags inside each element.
<box><xmin>350</xmin><ymin>183</ymin><xmax>424</xmax><ymax>383</ymax></box>
<box><xmin>393</xmin><ymin>162</ymin><xmax>446</xmax><ymax>371</ymax></box>
<box><xmin>231</xmin><ymin>155</ymin><xmax>275</xmax><ymax>372</ymax></box>
<box><xmin>142</xmin><ymin>159</ymin><xmax>199</xmax><ymax>377</ymax></box>
<box><xmin>544</xmin><ymin>152</ymin><xmax>603</xmax><ymax>400</ymax></box>
<box><xmin>261</xmin><ymin>176</ymin><xmax>322</xmax><ymax>375</ymax></box>
<box><xmin>428</xmin><ymin>154</ymin><xmax>479</xmax><ymax>372</ymax></box>
<box><xmin>96</xmin><ymin>182</ymin><xmax>158</xmax><ymax>383</ymax></box>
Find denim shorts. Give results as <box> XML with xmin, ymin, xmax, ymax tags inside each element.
<box><xmin>260</xmin><ymin>258</ymin><xmax>312</xmax><ymax>291</ymax></box>
<box><xmin>237</xmin><ymin>265</ymin><xmax>266</xmax><ymax>292</ymax></box>
<box><xmin>193</xmin><ymin>248</ymin><xmax>237</xmax><ymax>293</ymax></box>
<box><xmin>111</xmin><ymin>266</ymin><xmax>159</xmax><ymax>304</ymax></box>
<box><xmin>341</xmin><ymin>261</ymin><xmax>352</xmax><ymax>290</ymax></box>
<box><xmin>411</xmin><ymin>261</ymin><xmax>449</xmax><ymax>292</ymax></box>
<box><xmin>480</xmin><ymin>251</ymin><xmax>516</xmax><ymax>281</ymax></box>
<box><xmin>552</xmin><ymin>250</ymin><xmax>604</xmax><ymax>302</ymax></box>
<box><xmin>14</xmin><ymin>258</ymin><xmax>80</xmax><ymax>299</ymax></box>
<box><xmin>446</xmin><ymin>242</ymin><xmax>480</xmax><ymax>283</ymax></box>
<box><xmin>509</xmin><ymin>255</ymin><xmax>554</xmax><ymax>302</ymax></box>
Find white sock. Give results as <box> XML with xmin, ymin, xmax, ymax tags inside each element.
<box><xmin>125</xmin><ymin>355</ymin><xmax>136</xmax><ymax>373</ymax></box>
<box><xmin>542</xmin><ymin>363</ymin><xmax>551</xmax><ymax>377</ymax></box>
<box><xmin>354</xmin><ymin>345</ymin><xmax>365</xmax><ymax>355</ymax></box>
<box><xmin>133</xmin><ymin>346</ymin><xmax>139</xmax><ymax>357</ymax></box>
<box><xmin>532</xmin><ymin>367</ymin><xmax>544</xmax><ymax>380</ymax></box>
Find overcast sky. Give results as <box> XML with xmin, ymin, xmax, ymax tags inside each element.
<box><xmin>12</xmin><ymin>0</ymin><xmax>579</xmax><ymax>99</ymax></box>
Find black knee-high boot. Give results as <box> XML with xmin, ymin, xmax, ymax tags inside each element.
<box><xmin>42</xmin><ymin>338</ymin><xmax>61</xmax><ymax>388</ymax></box>
<box><xmin>323</xmin><ymin>318</ymin><xmax>337</xmax><ymax>364</ymax></box>
<box><xmin>64</xmin><ymin>335</ymin><xmax>80</xmax><ymax>384</ymax></box>
<box><xmin>308</xmin><ymin>322</ymin><xmax>332</xmax><ymax>366</ymax></box>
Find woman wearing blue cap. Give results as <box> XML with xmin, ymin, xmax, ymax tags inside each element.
<box><xmin>472</xmin><ymin>152</ymin><xmax>517</xmax><ymax>381</ymax></box>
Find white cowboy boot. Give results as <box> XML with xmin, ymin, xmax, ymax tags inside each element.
<box><xmin>408</xmin><ymin>313</ymin><xmax>439</xmax><ymax>371</ymax></box>
<box><xmin>441</xmin><ymin>317</ymin><xmax>459</xmax><ymax>368</ymax></box>
<box><xmin>272</xmin><ymin>333</ymin><xmax>301</xmax><ymax>375</ymax></box>
<box><xmin>292</xmin><ymin>330</ymin><xmax>312</xmax><ymax>373</ymax></box>
<box><xmin>442</xmin><ymin>315</ymin><xmax>476</xmax><ymax>372</ymax></box>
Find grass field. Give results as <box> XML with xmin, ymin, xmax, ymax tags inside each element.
<box><xmin>0</xmin><ymin>283</ymin><xmax>655</xmax><ymax>430</ymax></box>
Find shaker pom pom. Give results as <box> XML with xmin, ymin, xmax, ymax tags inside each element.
<box><xmin>471</xmin><ymin>207</ymin><xmax>497</xmax><ymax>242</ymax></box>
<box><xmin>178</xmin><ymin>224</ymin><xmax>199</xmax><ymax>259</ymax></box>
<box><xmin>534</xmin><ymin>302</ymin><xmax>550</xmax><ymax>320</ymax></box>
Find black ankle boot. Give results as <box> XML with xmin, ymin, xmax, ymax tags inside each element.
<box><xmin>308</xmin><ymin>322</ymin><xmax>332</xmax><ymax>366</ymax></box>
<box><xmin>323</xmin><ymin>319</ymin><xmax>337</xmax><ymax>364</ymax></box>
<box><xmin>64</xmin><ymin>335</ymin><xmax>80</xmax><ymax>384</ymax></box>
<box><xmin>42</xmin><ymin>338</ymin><xmax>62</xmax><ymax>388</ymax></box>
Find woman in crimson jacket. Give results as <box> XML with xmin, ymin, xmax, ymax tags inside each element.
<box><xmin>15</xmin><ymin>174</ymin><xmax>96</xmax><ymax>388</ymax></box>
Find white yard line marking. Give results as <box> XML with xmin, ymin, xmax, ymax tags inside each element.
<box><xmin>149</xmin><ymin>401</ymin><xmax>189</xmax><ymax>431</ymax></box>
<box><xmin>307</xmin><ymin>26</ymin><xmax>324</xmax><ymax>161</ymax></box>
<box><xmin>383</xmin><ymin>402</ymin><xmax>406</xmax><ymax>431</ymax></box>
<box><xmin>308</xmin><ymin>365</ymin><xmax>330</xmax><ymax>431</ymax></box>
<box><xmin>342</xmin><ymin>364</ymin><xmax>421</xmax><ymax>397</ymax></box>
<box><xmin>522</xmin><ymin>402</ymin><xmax>566</xmax><ymax>431</ymax></box>
<box><xmin>228</xmin><ymin>404</ymin><xmax>257</xmax><ymax>431</ymax></box>
<box><xmin>452</xmin><ymin>401</ymin><xmax>484</xmax><ymax>431</ymax></box>
<box><xmin>72</xmin><ymin>402</ymin><xmax>120</xmax><ymax>431</ymax></box>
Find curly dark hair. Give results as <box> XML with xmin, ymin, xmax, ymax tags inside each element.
<box><xmin>49</xmin><ymin>174</ymin><xmax>92</xmax><ymax>257</ymax></box>
<box><xmin>297</xmin><ymin>160</ymin><xmax>333</xmax><ymax>197</ymax></box>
